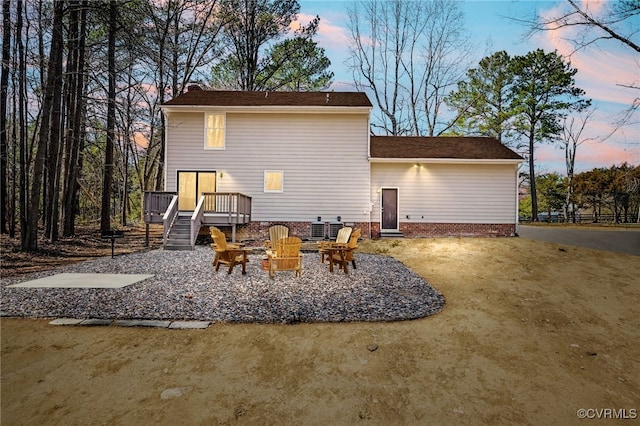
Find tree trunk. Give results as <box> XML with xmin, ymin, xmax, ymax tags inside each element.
<box><xmin>9</xmin><ymin>42</ymin><xmax>17</xmax><ymax>237</ymax></box>
<box><xmin>44</xmin><ymin>4</ymin><xmax>65</xmax><ymax>242</ymax></box>
<box><xmin>24</xmin><ymin>0</ymin><xmax>64</xmax><ymax>251</ymax></box>
<box><xmin>529</xmin><ymin>130</ymin><xmax>538</xmax><ymax>222</ymax></box>
<box><xmin>62</xmin><ymin>0</ymin><xmax>87</xmax><ymax>236</ymax></box>
<box><xmin>0</xmin><ymin>0</ymin><xmax>10</xmax><ymax>234</ymax></box>
<box><xmin>101</xmin><ymin>0</ymin><xmax>116</xmax><ymax>232</ymax></box>
<box><xmin>17</xmin><ymin>0</ymin><xmax>26</xmax><ymax>244</ymax></box>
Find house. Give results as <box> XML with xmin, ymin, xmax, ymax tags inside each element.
<box><xmin>369</xmin><ymin>136</ymin><xmax>524</xmax><ymax>238</ymax></box>
<box><xmin>146</xmin><ymin>88</ymin><xmax>523</xmax><ymax>249</ymax></box>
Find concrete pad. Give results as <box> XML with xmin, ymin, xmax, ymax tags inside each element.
<box><xmin>169</xmin><ymin>321</ymin><xmax>211</xmax><ymax>329</ymax></box>
<box><xmin>49</xmin><ymin>318</ymin><xmax>84</xmax><ymax>326</ymax></box>
<box><xmin>8</xmin><ymin>273</ymin><xmax>154</xmax><ymax>289</ymax></box>
<box><xmin>80</xmin><ymin>319</ymin><xmax>113</xmax><ymax>326</ymax></box>
<box><xmin>113</xmin><ymin>320</ymin><xmax>171</xmax><ymax>328</ymax></box>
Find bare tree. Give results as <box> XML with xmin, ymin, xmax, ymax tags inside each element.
<box><xmin>346</xmin><ymin>0</ymin><xmax>471</xmax><ymax>136</ymax></box>
<box><xmin>560</xmin><ymin>108</ymin><xmax>597</xmax><ymax>222</ymax></box>
<box><xmin>417</xmin><ymin>0</ymin><xmax>472</xmax><ymax>136</ymax></box>
<box><xmin>61</xmin><ymin>0</ymin><xmax>88</xmax><ymax>236</ymax></box>
<box><xmin>16</xmin><ymin>0</ymin><xmax>27</xmax><ymax>240</ymax></box>
<box><xmin>523</xmin><ymin>0</ymin><xmax>639</xmax><ymax>158</ymax></box>
<box><xmin>524</xmin><ymin>0</ymin><xmax>639</xmax><ymax>55</ymax></box>
<box><xmin>43</xmin><ymin>1</ymin><xmax>66</xmax><ymax>241</ymax></box>
<box><xmin>100</xmin><ymin>0</ymin><xmax>117</xmax><ymax>232</ymax></box>
<box><xmin>347</xmin><ymin>0</ymin><xmax>409</xmax><ymax>135</ymax></box>
<box><xmin>140</xmin><ymin>0</ymin><xmax>226</xmax><ymax>191</ymax></box>
<box><xmin>24</xmin><ymin>0</ymin><xmax>64</xmax><ymax>250</ymax></box>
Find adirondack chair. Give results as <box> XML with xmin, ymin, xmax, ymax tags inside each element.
<box><xmin>319</xmin><ymin>226</ymin><xmax>352</xmax><ymax>263</ymax></box>
<box><xmin>210</xmin><ymin>226</ymin><xmax>243</xmax><ymax>250</ymax></box>
<box><xmin>265</xmin><ymin>225</ymin><xmax>289</xmax><ymax>256</ymax></box>
<box><xmin>211</xmin><ymin>228</ymin><xmax>249</xmax><ymax>274</ymax></box>
<box><xmin>267</xmin><ymin>237</ymin><xmax>303</xmax><ymax>278</ymax></box>
<box><xmin>329</xmin><ymin>228</ymin><xmax>361</xmax><ymax>271</ymax></box>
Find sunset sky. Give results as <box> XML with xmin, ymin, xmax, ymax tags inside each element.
<box><xmin>296</xmin><ymin>0</ymin><xmax>639</xmax><ymax>175</ymax></box>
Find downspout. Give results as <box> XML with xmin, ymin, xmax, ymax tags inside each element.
<box><xmin>515</xmin><ymin>163</ymin><xmax>521</xmax><ymax>236</ymax></box>
<box><xmin>163</xmin><ymin>110</ymin><xmax>168</xmax><ymax>191</ymax></box>
<box><xmin>367</xmin><ymin>112</ymin><xmax>372</xmax><ymax>239</ymax></box>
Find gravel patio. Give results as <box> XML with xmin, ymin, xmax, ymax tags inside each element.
<box><xmin>1</xmin><ymin>246</ymin><xmax>445</xmax><ymax>323</ymax></box>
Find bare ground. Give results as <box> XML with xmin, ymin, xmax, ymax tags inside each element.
<box><xmin>1</xmin><ymin>230</ymin><xmax>639</xmax><ymax>425</ymax></box>
<box><xmin>0</xmin><ymin>225</ymin><xmax>164</xmax><ymax>278</ymax></box>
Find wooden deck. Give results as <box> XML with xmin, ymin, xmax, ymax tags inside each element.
<box><xmin>143</xmin><ymin>192</ymin><xmax>251</xmax><ymax>225</ymax></box>
<box><xmin>143</xmin><ymin>191</ymin><xmax>252</xmax><ymax>248</ymax></box>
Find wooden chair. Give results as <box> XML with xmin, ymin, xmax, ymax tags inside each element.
<box><xmin>268</xmin><ymin>237</ymin><xmax>303</xmax><ymax>278</ymax></box>
<box><xmin>319</xmin><ymin>226</ymin><xmax>352</xmax><ymax>263</ymax></box>
<box><xmin>329</xmin><ymin>228</ymin><xmax>361</xmax><ymax>271</ymax></box>
<box><xmin>265</xmin><ymin>225</ymin><xmax>289</xmax><ymax>256</ymax></box>
<box><xmin>210</xmin><ymin>226</ymin><xmax>243</xmax><ymax>251</ymax></box>
<box><xmin>211</xmin><ymin>228</ymin><xmax>249</xmax><ymax>274</ymax></box>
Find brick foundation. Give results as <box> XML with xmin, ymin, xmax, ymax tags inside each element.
<box><xmin>220</xmin><ymin>221</ymin><xmax>516</xmax><ymax>241</ymax></box>
<box><xmin>398</xmin><ymin>222</ymin><xmax>516</xmax><ymax>238</ymax></box>
<box><xmin>230</xmin><ymin>221</ymin><xmax>371</xmax><ymax>242</ymax></box>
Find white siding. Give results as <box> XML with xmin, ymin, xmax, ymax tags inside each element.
<box><xmin>165</xmin><ymin>111</ymin><xmax>371</xmax><ymax>222</ymax></box>
<box><xmin>370</xmin><ymin>163</ymin><xmax>518</xmax><ymax>224</ymax></box>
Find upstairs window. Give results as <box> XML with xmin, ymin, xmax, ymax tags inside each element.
<box><xmin>264</xmin><ymin>170</ymin><xmax>284</xmax><ymax>193</ymax></box>
<box><xmin>205</xmin><ymin>113</ymin><xmax>225</xmax><ymax>149</ymax></box>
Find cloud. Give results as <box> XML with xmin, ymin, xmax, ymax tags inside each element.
<box><xmin>535</xmin><ymin>2</ymin><xmax>639</xmax><ymax>107</ymax></box>
<box><xmin>574</xmin><ymin>140</ymin><xmax>640</xmax><ymax>171</ymax></box>
<box><xmin>533</xmin><ymin>105</ymin><xmax>639</xmax><ymax>174</ymax></box>
<box><xmin>328</xmin><ymin>79</ymin><xmax>358</xmax><ymax>91</ymax></box>
<box><xmin>527</xmin><ymin>0</ymin><xmax>640</xmax><ymax>173</ymax></box>
<box><xmin>294</xmin><ymin>11</ymin><xmax>355</xmax><ymax>83</ymax></box>
<box><xmin>579</xmin><ymin>0</ymin><xmax>606</xmax><ymax>15</ymax></box>
<box><xmin>535</xmin><ymin>136</ymin><xmax>640</xmax><ymax>174</ymax></box>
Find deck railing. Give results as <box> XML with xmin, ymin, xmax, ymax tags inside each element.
<box><xmin>143</xmin><ymin>191</ymin><xmax>177</xmax><ymax>223</ymax></box>
<box><xmin>202</xmin><ymin>192</ymin><xmax>252</xmax><ymax>224</ymax></box>
<box><xmin>144</xmin><ymin>191</ymin><xmax>251</xmax><ymax>247</ymax></box>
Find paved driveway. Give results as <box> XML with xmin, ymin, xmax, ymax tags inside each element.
<box><xmin>517</xmin><ymin>225</ymin><xmax>640</xmax><ymax>256</ymax></box>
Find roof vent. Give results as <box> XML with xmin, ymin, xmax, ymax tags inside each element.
<box><xmin>326</xmin><ymin>93</ymin><xmax>330</xmax><ymax>103</ymax></box>
<box><xmin>187</xmin><ymin>84</ymin><xmax>202</xmax><ymax>92</ymax></box>
<box><xmin>265</xmin><ymin>91</ymin><xmax>269</xmax><ymax>98</ymax></box>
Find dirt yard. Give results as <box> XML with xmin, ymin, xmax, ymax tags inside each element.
<box><xmin>1</xmin><ymin>232</ymin><xmax>639</xmax><ymax>425</ymax></box>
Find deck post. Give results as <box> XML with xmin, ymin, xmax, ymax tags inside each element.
<box><xmin>232</xmin><ymin>224</ymin><xmax>236</xmax><ymax>242</ymax></box>
<box><xmin>145</xmin><ymin>223</ymin><xmax>149</xmax><ymax>247</ymax></box>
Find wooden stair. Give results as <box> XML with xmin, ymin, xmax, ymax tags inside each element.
<box><xmin>164</xmin><ymin>217</ymin><xmax>192</xmax><ymax>250</ymax></box>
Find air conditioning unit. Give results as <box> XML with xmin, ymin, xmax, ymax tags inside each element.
<box><xmin>310</xmin><ymin>222</ymin><xmax>325</xmax><ymax>240</ymax></box>
<box><xmin>328</xmin><ymin>222</ymin><xmax>342</xmax><ymax>239</ymax></box>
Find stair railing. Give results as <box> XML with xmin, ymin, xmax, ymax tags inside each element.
<box><xmin>162</xmin><ymin>195</ymin><xmax>179</xmax><ymax>246</ymax></box>
<box><xmin>191</xmin><ymin>196</ymin><xmax>205</xmax><ymax>248</ymax></box>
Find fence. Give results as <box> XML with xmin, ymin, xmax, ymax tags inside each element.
<box><xmin>520</xmin><ymin>213</ymin><xmax>639</xmax><ymax>224</ymax></box>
